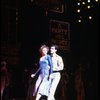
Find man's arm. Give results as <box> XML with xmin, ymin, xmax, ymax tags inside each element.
<box><xmin>57</xmin><ymin>56</ymin><xmax>64</xmax><ymax>71</ymax></box>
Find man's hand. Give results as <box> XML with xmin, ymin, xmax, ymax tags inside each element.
<box><xmin>49</xmin><ymin>74</ymin><xmax>54</xmax><ymax>79</ymax></box>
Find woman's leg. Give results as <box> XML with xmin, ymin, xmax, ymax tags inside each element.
<box><xmin>35</xmin><ymin>93</ymin><xmax>41</xmax><ymax>100</ymax></box>
<box><xmin>33</xmin><ymin>75</ymin><xmax>42</xmax><ymax>96</ymax></box>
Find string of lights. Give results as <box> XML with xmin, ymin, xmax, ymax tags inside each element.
<box><xmin>76</xmin><ymin>0</ymin><xmax>99</xmax><ymax>23</ymax></box>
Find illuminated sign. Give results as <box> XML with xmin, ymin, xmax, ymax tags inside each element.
<box><xmin>49</xmin><ymin>20</ymin><xmax>70</xmax><ymax>52</ymax></box>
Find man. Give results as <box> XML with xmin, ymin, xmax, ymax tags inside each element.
<box><xmin>48</xmin><ymin>45</ymin><xmax>64</xmax><ymax>100</ymax></box>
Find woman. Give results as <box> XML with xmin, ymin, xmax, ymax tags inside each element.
<box><xmin>33</xmin><ymin>45</ymin><xmax>53</xmax><ymax>100</ymax></box>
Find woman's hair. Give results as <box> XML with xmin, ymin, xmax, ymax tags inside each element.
<box><xmin>39</xmin><ymin>44</ymin><xmax>49</xmax><ymax>53</ymax></box>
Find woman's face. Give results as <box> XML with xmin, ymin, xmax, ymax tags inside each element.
<box><xmin>41</xmin><ymin>48</ymin><xmax>48</xmax><ymax>55</ymax></box>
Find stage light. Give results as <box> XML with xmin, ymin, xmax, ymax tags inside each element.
<box><xmin>95</xmin><ymin>0</ymin><xmax>98</xmax><ymax>2</ymax></box>
<box><xmin>82</xmin><ymin>2</ymin><xmax>86</xmax><ymax>5</ymax></box>
<box><xmin>88</xmin><ymin>0</ymin><xmax>91</xmax><ymax>3</ymax></box>
<box><xmin>87</xmin><ymin>5</ymin><xmax>91</xmax><ymax>9</ymax></box>
<box><xmin>77</xmin><ymin>2</ymin><xmax>81</xmax><ymax>5</ymax></box>
<box><xmin>78</xmin><ymin>19</ymin><xmax>82</xmax><ymax>23</ymax></box>
<box><xmin>77</xmin><ymin>9</ymin><xmax>81</xmax><ymax>13</ymax></box>
<box><xmin>89</xmin><ymin>16</ymin><xmax>92</xmax><ymax>19</ymax></box>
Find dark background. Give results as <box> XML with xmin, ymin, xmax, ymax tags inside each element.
<box><xmin>1</xmin><ymin>0</ymin><xmax>99</xmax><ymax>100</ymax></box>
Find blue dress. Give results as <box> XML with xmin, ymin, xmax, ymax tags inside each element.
<box><xmin>38</xmin><ymin>55</ymin><xmax>53</xmax><ymax>96</ymax></box>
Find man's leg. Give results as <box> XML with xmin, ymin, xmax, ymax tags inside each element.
<box><xmin>48</xmin><ymin>73</ymin><xmax>60</xmax><ymax>100</ymax></box>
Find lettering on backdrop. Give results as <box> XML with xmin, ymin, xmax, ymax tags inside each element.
<box><xmin>49</xmin><ymin>20</ymin><xmax>70</xmax><ymax>52</ymax></box>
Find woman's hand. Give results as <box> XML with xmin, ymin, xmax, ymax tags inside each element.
<box><xmin>31</xmin><ymin>74</ymin><xmax>35</xmax><ymax>78</ymax></box>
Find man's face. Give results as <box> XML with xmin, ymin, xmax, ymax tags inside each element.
<box><xmin>50</xmin><ymin>46</ymin><xmax>57</xmax><ymax>54</ymax></box>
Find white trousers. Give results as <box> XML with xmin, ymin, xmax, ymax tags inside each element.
<box><xmin>48</xmin><ymin>72</ymin><xmax>61</xmax><ymax>100</ymax></box>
